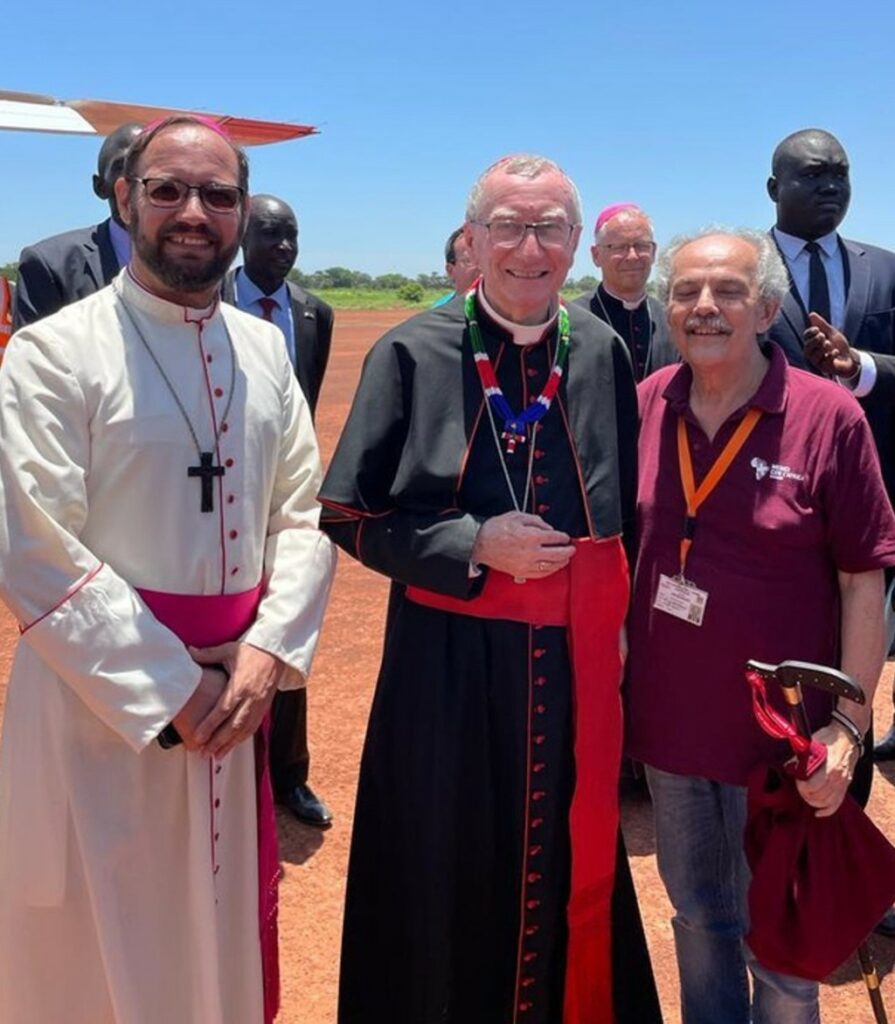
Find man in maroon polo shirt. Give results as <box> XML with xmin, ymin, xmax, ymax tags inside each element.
<box><xmin>626</xmin><ymin>228</ymin><xmax>895</xmax><ymax>1024</ymax></box>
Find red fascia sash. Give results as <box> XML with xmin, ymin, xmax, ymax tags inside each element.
<box><xmin>407</xmin><ymin>536</ymin><xmax>629</xmax><ymax>1024</ymax></box>
<box><xmin>137</xmin><ymin>584</ymin><xmax>280</xmax><ymax>1024</ymax></box>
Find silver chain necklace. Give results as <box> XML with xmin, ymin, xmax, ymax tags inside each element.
<box><xmin>120</xmin><ymin>300</ymin><xmax>237</xmax><ymax>513</ymax></box>
<box><xmin>482</xmin><ymin>385</ymin><xmax>538</xmax><ymax>513</ymax></box>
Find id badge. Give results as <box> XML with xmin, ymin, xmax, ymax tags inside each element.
<box><xmin>654</xmin><ymin>573</ymin><xmax>708</xmax><ymax>627</ymax></box>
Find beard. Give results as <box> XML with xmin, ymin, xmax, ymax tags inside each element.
<box><xmin>130</xmin><ymin>209</ymin><xmax>242</xmax><ymax>295</ymax></box>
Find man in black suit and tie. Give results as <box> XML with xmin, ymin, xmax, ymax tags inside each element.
<box><xmin>574</xmin><ymin>203</ymin><xmax>677</xmax><ymax>381</ymax></box>
<box><xmin>13</xmin><ymin>123</ymin><xmax>142</xmax><ymax>328</ymax></box>
<box><xmin>223</xmin><ymin>193</ymin><xmax>334</xmax><ymax>826</ymax></box>
<box><xmin>768</xmin><ymin>128</ymin><xmax>895</xmax><ymax>932</ymax></box>
<box><xmin>767</xmin><ymin>129</ymin><xmax>895</xmax><ymax>497</ymax></box>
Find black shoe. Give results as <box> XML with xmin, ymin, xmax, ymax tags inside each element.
<box><xmin>875</xmin><ymin>907</ymin><xmax>895</xmax><ymax>938</ymax></box>
<box><xmin>277</xmin><ymin>783</ymin><xmax>333</xmax><ymax>828</ymax></box>
<box><xmin>873</xmin><ymin>724</ymin><xmax>895</xmax><ymax>762</ymax></box>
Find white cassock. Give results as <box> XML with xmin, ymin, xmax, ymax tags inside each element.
<box><xmin>0</xmin><ymin>270</ymin><xmax>336</xmax><ymax>1024</ymax></box>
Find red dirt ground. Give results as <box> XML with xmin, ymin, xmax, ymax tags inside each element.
<box><xmin>1</xmin><ymin>307</ymin><xmax>895</xmax><ymax>1023</ymax></box>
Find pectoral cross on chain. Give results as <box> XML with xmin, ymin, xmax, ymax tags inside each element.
<box><xmin>188</xmin><ymin>452</ymin><xmax>225</xmax><ymax>513</ymax></box>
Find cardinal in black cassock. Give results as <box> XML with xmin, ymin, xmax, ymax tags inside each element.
<box><xmin>320</xmin><ymin>281</ymin><xmax>662</xmax><ymax>1023</ymax></box>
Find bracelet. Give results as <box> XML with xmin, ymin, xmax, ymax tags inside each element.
<box><xmin>831</xmin><ymin>708</ymin><xmax>865</xmax><ymax>759</ymax></box>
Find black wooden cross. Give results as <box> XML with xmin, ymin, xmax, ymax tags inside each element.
<box><xmin>188</xmin><ymin>451</ymin><xmax>225</xmax><ymax>513</ymax></box>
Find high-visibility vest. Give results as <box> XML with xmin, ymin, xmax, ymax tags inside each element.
<box><xmin>0</xmin><ymin>277</ymin><xmax>11</xmax><ymax>362</ymax></box>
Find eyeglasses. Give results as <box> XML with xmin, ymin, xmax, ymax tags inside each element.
<box><xmin>474</xmin><ymin>219</ymin><xmax>576</xmax><ymax>249</ymax></box>
<box><xmin>130</xmin><ymin>176</ymin><xmax>245</xmax><ymax>214</ymax></box>
<box><xmin>598</xmin><ymin>241</ymin><xmax>655</xmax><ymax>256</ymax></box>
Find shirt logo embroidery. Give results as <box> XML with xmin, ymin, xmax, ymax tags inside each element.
<box><xmin>751</xmin><ymin>457</ymin><xmax>770</xmax><ymax>480</ymax></box>
<box><xmin>751</xmin><ymin>457</ymin><xmax>805</xmax><ymax>483</ymax></box>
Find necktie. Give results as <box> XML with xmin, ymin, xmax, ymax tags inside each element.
<box><xmin>804</xmin><ymin>242</ymin><xmax>831</xmax><ymax>323</ymax></box>
<box><xmin>258</xmin><ymin>297</ymin><xmax>278</xmax><ymax>322</ymax></box>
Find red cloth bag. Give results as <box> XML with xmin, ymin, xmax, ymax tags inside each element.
<box><xmin>745</xmin><ymin>765</ymin><xmax>895</xmax><ymax>980</ymax></box>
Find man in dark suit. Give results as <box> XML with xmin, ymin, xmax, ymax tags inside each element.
<box><xmin>574</xmin><ymin>203</ymin><xmax>677</xmax><ymax>381</ymax></box>
<box><xmin>13</xmin><ymin>123</ymin><xmax>142</xmax><ymax>328</ymax></box>
<box><xmin>768</xmin><ymin>127</ymin><xmax>895</xmax><ymax>934</ymax></box>
<box><xmin>767</xmin><ymin>129</ymin><xmax>895</xmax><ymax>497</ymax></box>
<box><xmin>223</xmin><ymin>193</ymin><xmax>334</xmax><ymax>826</ymax></box>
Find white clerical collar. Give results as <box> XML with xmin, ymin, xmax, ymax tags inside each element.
<box><xmin>773</xmin><ymin>226</ymin><xmax>839</xmax><ymax>261</ymax></box>
<box><xmin>117</xmin><ymin>267</ymin><xmax>219</xmax><ymax>325</ymax></box>
<box><xmin>601</xmin><ymin>283</ymin><xmax>647</xmax><ymax>311</ymax></box>
<box><xmin>478</xmin><ymin>286</ymin><xmax>558</xmax><ymax>346</ymax></box>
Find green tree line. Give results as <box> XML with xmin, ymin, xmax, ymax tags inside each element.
<box><xmin>0</xmin><ymin>262</ymin><xmax>601</xmax><ymax>295</ymax></box>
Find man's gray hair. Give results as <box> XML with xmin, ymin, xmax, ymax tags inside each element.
<box><xmin>655</xmin><ymin>227</ymin><xmax>789</xmax><ymax>304</ymax></box>
<box><xmin>465</xmin><ymin>154</ymin><xmax>583</xmax><ymax>224</ymax></box>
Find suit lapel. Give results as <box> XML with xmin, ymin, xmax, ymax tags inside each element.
<box><xmin>289</xmin><ymin>284</ymin><xmax>316</xmax><ymax>381</ymax></box>
<box><xmin>768</xmin><ymin>230</ymin><xmax>810</xmax><ymax>367</ymax></box>
<box><xmin>94</xmin><ymin>220</ymin><xmax>120</xmax><ymax>287</ymax></box>
<box><xmin>842</xmin><ymin>239</ymin><xmax>870</xmax><ymax>345</ymax></box>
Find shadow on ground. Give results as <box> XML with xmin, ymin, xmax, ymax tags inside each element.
<box><xmin>277</xmin><ymin>811</ymin><xmax>327</xmax><ymax>865</ymax></box>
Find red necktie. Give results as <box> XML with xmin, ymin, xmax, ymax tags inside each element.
<box><xmin>258</xmin><ymin>297</ymin><xmax>278</xmax><ymax>322</ymax></box>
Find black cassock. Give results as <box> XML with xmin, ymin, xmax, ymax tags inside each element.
<box><xmin>320</xmin><ymin>294</ymin><xmax>662</xmax><ymax>1024</ymax></box>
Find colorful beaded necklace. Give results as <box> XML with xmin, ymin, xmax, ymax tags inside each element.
<box><xmin>465</xmin><ymin>285</ymin><xmax>570</xmax><ymax>455</ymax></box>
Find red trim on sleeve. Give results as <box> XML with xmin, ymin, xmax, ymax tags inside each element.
<box><xmin>19</xmin><ymin>562</ymin><xmax>106</xmax><ymax>635</ymax></box>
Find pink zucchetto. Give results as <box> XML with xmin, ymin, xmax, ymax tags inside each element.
<box><xmin>594</xmin><ymin>203</ymin><xmax>642</xmax><ymax>234</ymax></box>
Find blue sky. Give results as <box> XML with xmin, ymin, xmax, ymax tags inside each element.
<box><xmin>3</xmin><ymin>0</ymin><xmax>895</xmax><ymax>280</ymax></box>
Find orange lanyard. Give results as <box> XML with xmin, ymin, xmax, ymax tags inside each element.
<box><xmin>676</xmin><ymin>407</ymin><xmax>763</xmax><ymax>575</ymax></box>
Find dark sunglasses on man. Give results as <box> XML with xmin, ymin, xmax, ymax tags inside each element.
<box><xmin>128</xmin><ymin>176</ymin><xmax>245</xmax><ymax>214</ymax></box>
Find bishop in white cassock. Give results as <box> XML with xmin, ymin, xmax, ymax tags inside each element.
<box><xmin>0</xmin><ymin>117</ymin><xmax>335</xmax><ymax>1024</ymax></box>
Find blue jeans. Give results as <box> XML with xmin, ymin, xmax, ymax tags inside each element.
<box><xmin>645</xmin><ymin>766</ymin><xmax>820</xmax><ymax>1024</ymax></box>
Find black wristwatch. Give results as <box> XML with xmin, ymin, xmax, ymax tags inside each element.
<box><xmin>157</xmin><ymin>722</ymin><xmax>183</xmax><ymax>749</ymax></box>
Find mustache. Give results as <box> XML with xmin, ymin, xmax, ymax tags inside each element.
<box><xmin>684</xmin><ymin>315</ymin><xmax>733</xmax><ymax>335</ymax></box>
<box><xmin>160</xmin><ymin>221</ymin><xmax>219</xmax><ymax>242</ymax></box>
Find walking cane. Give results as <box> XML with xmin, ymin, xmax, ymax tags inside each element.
<box><xmin>747</xmin><ymin>659</ymin><xmax>889</xmax><ymax>1024</ymax></box>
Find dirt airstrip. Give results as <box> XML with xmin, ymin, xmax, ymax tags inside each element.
<box><xmin>1</xmin><ymin>307</ymin><xmax>895</xmax><ymax>1023</ymax></box>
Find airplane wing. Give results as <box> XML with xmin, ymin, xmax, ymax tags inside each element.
<box><xmin>0</xmin><ymin>90</ymin><xmax>317</xmax><ymax>146</ymax></box>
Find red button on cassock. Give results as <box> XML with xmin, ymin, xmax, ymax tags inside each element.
<box><xmin>535</xmin><ymin>675</ymin><xmax>547</xmax><ymax>686</ymax></box>
<box><xmin>531</xmin><ymin>817</ymin><xmax>544</xmax><ymax>829</ymax></box>
<box><xmin>229</xmin><ymin>529</ymin><xmax>238</xmax><ymax>540</ymax></box>
<box><xmin>527</xmin><ymin>872</ymin><xmax>542</xmax><ymax>883</ymax></box>
<box><xmin>529</xmin><ymin>845</ymin><xmax>543</xmax><ymax>857</ymax></box>
<box><xmin>225</xmin><ymin>457</ymin><xmax>235</xmax><ymax>468</ymax></box>
<box><xmin>525</xmin><ymin>902</ymin><xmax>540</xmax><ymax>912</ymax></box>
<box><xmin>533</xmin><ymin>648</ymin><xmax>545</xmax><ymax>659</ymax></box>
<box><xmin>214</xmin><ymin>387</ymin><xmax>224</xmax><ymax>398</ymax></box>
<box><xmin>535</xmin><ymin>704</ymin><xmax>546</xmax><ymax>715</ymax></box>
<box><xmin>533</xmin><ymin>762</ymin><xmax>545</xmax><ymax>773</ymax></box>
<box><xmin>532</xmin><ymin>791</ymin><xmax>545</xmax><ymax>801</ymax></box>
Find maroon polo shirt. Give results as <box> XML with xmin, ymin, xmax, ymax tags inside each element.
<box><xmin>626</xmin><ymin>343</ymin><xmax>895</xmax><ymax>785</ymax></box>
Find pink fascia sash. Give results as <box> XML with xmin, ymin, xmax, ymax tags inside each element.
<box><xmin>137</xmin><ymin>583</ymin><xmax>280</xmax><ymax>1024</ymax></box>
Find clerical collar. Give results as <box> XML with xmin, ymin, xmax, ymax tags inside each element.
<box><xmin>600</xmin><ymin>283</ymin><xmax>647</xmax><ymax>311</ymax></box>
<box><xmin>119</xmin><ymin>267</ymin><xmax>219</xmax><ymax>325</ymax></box>
<box><xmin>773</xmin><ymin>226</ymin><xmax>839</xmax><ymax>260</ymax></box>
<box><xmin>478</xmin><ymin>286</ymin><xmax>558</xmax><ymax>346</ymax></box>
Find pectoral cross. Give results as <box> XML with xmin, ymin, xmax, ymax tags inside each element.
<box><xmin>188</xmin><ymin>452</ymin><xmax>225</xmax><ymax>513</ymax></box>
